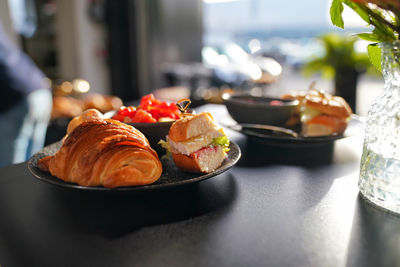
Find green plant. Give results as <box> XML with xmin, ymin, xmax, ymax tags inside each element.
<box><xmin>330</xmin><ymin>0</ymin><xmax>400</xmax><ymax>71</ymax></box>
<box><xmin>302</xmin><ymin>33</ymin><xmax>371</xmax><ymax>78</ymax></box>
<box><xmin>302</xmin><ymin>33</ymin><xmax>375</xmax><ymax>112</ymax></box>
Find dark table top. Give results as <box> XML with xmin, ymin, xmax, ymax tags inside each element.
<box><xmin>1</xmin><ymin>104</ymin><xmax>399</xmax><ymax>267</ymax></box>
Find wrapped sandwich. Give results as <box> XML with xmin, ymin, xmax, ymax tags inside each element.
<box><xmin>159</xmin><ymin>112</ymin><xmax>230</xmax><ymax>173</ymax></box>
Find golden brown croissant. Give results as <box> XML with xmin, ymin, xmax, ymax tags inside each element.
<box><xmin>38</xmin><ymin>116</ymin><xmax>162</xmax><ymax>188</ymax></box>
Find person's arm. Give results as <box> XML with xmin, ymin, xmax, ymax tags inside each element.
<box><xmin>0</xmin><ymin>21</ymin><xmax>47</xmax><ymax>112</ymax></box>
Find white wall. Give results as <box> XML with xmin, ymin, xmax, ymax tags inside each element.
<box><xmin>55</xmin><ymin>0</ymin><xmax>110</xmax><ymax>94</ymax></box>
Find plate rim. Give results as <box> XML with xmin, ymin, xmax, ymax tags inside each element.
<box><xmin>236</xmin><ymin>127</ymin><xmax>344</xmax><ymax>142</ymax></box>
<box><xmin>225</xmin><ymin>114</ymin><xmax>363</xmax><ymax>145</ymax></box>
<box><xmin>28</xmin><ymin>141</ymin><xmax>241</xmax><ymax>192</ymax></box>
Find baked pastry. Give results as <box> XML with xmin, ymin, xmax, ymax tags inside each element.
<box><xmin>282</xmin><ymin>89</ymin><xmax>352</xmax><ymax>136</ymax></box>
<box><xmin>83</xmin><ymin>93</ymin><xmax>123</xmax><ymax>113</ymax></box>
<box><xmin>160</xmin><ymin>112</ymin><xmax>230</xmax><ymax>173</ymax></box>
<box><xmin>38</xmin><ymin>110</ymin><xmax>162</xmax><ymax>188</ymax></box>
<box><xmin>51</xmin><ymin>94</ymin><xmax>123</xmax><ymax>120</ymax></box>
<box><xmin>65</xmin><ymin>108</ymin><xmax>104</xmax><ymax>136</ymax></box>
<box><xmin>51</xmin><ymin>96</ymin><xmax>84</xmax><ymax>119</ymax></box>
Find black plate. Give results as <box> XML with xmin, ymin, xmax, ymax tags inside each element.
<box><xmin>225</xmin><ymin>115</ymin><xmax>364</xmax><ymax>147</ymax></box>
<box><xmin>28</xmin><ymin>141</ymin><xmax>241</xmax><ymax>191</ymax></box>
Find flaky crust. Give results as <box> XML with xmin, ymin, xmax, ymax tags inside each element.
<box><xmin>38</xmin><ymin>119</ymin><xmax>162</xmax><ymax>188</ymax></box>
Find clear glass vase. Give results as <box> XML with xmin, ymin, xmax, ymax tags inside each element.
<box><xmin>359</xmin><ymin>41</ymin><xmax>400</xmax><ymax>214</ymax></box>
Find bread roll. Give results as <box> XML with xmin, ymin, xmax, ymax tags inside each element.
<box><xmin>51</xmin><ymin>96</ymin><xmax>84</xmax><ymax>119</ymax></box>
<box><xmin>303</xmin><ymin>115</ymin><xmax>348</xmax><ymax>137</ymax></box>
<box><xmin>304</xmin><ymin>93</ymin><xmax>352</xmax><ymax>119</ymax></box>
<box><xmin>302</xmin><ymin>91</ymin><xmax>352</xmax><ymax>136</ymax></box>
<box><xmin>165</xmin><ymin>112</ymin><xmax>229</xmax><ymax>173</ymax></box>
<box><xmin>84</xmin><ymin>93</ymin><xmax>123</xmax><ymax>113</ymax></box>
<box><xmin>282</xmin><ymin>89</ymin><xmax>352</xmax><ymax>136</ymax></box>
<box><xmin>66</xmin><ymin>108</ymin><xmax>103</xmax><ymax>135</ymax></box>
<box><xmin>168</xmin><ymin>113</ymin><xmax>217</xmax><ymax>142</ymax></box>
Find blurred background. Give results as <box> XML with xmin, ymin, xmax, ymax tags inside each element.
<box><xmin>0</xmin><ymin>0</ymin><xmax>384</xmax><ymax>165</ymax></box>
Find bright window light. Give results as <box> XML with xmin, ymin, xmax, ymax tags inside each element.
<box><xmin>203</xmin><ymin>0</ymin><xmax>240</xmax><ymax>4</ymax></box>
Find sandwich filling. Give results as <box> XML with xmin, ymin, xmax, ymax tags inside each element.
<box><xmin>300</xmin><ymin>107</ymin><xmax>322</xmax><ymax>124</ymax></box>
<box><xmin>167</xmin><ymin>128</ymin><xmax>224</xmax><ymax>155</ymax></box>
<box><xmin>300</xmin><ymin>107</ymin><xmax>349</xmax><ymax>136</ymax></box>
<box><xmin>193</xmin><ymin>145</ymin><xmax>226</xmax><ymax>173</ymax></box>
<box><xmin>159</xmin><ymin>127</ymin><xmax>230</xmax><ymax>157</ymax></box>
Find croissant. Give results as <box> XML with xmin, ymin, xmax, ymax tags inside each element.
<box><xmin>38</xmin><ymin>117</ymin><xmax>162</xmax><ymax>188</ymax></box>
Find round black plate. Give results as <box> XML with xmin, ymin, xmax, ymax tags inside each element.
<box><xmin>227</xmin><ymin>115</ymin><xmax>364</xmax><ymax>147</ymax></box>
<box><xmin>28</xmin><ymin>141</ymin><xmax>241</xmax><ymax>191</ymax></box>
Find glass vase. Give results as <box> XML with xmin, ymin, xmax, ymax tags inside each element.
<box><xmin>359</xmin><ymin>41</ymin><xmax>400</xmax><ymax>214</ymax></box>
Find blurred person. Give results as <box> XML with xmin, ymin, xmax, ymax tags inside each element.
<box><xmin>0</xmin><ymin>21</ymin><xmax>52</xmax><ymax>168</ymax></box>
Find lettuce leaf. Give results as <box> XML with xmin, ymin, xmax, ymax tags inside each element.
<box><xmin>212</xmin><ymin>135</ymin><xmax>230</xmax><ymax>153</ymax></box>
<box><xmin>159</xmin><ymin>135</ymin><xmax>231</xmax><ymax>157</ymax></box>
<box><xmin>158</xmin><ymin>139</ymin><xmax>171</xmax><ymax>158</ymax></box>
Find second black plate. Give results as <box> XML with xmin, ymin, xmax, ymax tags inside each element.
<box><xmin>226</xmin><ymin>115</ymin><xmax>364</xmax><ymax>147</ymax></box>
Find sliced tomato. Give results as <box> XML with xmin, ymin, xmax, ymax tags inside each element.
<box><xmin>132</xmin><ymin>109</ymin><xmax>157</xmax><ymax>123</ymax></box>
<box><xmin>113</xmin><ymin>94</ymin><xmax>181</xmax><ymax>123</ymax></box>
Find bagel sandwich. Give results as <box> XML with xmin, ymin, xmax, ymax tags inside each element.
<box><xmin>282</xmin><ymin>90</ymin><xmax>352</xmax><ymax>136</ymax></box>
<box><xmin>159</xmin><ymin>112</ymin><xmax>230</xmax><ymax>173</ymax></box>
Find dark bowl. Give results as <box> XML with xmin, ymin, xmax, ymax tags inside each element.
<box><xmin>104</xmin><ymin>111</ymin><xmax>172</xmax><ymax>155</ymax></box>
<box><xmin>128</xmin><ymin>121</ymin><xmax>172</xmax><ymax>155</ymax></box>
<box><xmin>222</xmin><ymin>93</ymin><xmax>299</xmax><ymax>126</ymax></box>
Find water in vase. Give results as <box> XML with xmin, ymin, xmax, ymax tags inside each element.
<box><xmin>359</xmin><ymin>81</ymin><xmax>400</xmax><ymax>214</ymax></box>
<box><xmin>360</xmin><ymin>144</ymin><xmax>400</xmax><ymax>213</ymax></box>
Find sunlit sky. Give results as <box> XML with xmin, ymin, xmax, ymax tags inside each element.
<box><xmin>204</xmin><ymin>0</ymin><xmax>366</xmax><ymax>31</ymax></box>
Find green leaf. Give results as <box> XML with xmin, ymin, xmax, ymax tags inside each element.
<box><xmin>348</xmin><ymin>3</ymin><xmax>397</xmax><ymax>41</ymax></box>
<box><xmin>330</xmin><ymin>0</ymin><xmax>344</xmax><ymax>28</ymax></box>
<box><xmin>356</xmin><ymin>32</ymin><xmax>383</xmax><ymax>42</ymax></box>
<box><xmin>212</xmin><ymin>135</ymin><xmax>230</xmax><ymax>153</ymax></box>
<box><xmin>367</xmin><ymin>43</ymin><xmax>382</xmax><ymax>72</ymax></box>
<box><xmin>158</xmin><ymin>139</ymin><xmax>172</xmax><ymax>158</ymax></box>
<box><xmin>372</xmin><ymin>27</ymin><xmax>396</xmax><ymax>42</ymax></box>
<box><xmin>368</xmin><ymin>20</ymin><xmax>395</xmax><ymax>40</ymax></box>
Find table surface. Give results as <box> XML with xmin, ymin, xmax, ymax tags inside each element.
<box><xmin>1</xmin><ymin>104</ymin><xmax>399</xmax><ymax>267</ymax></box>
